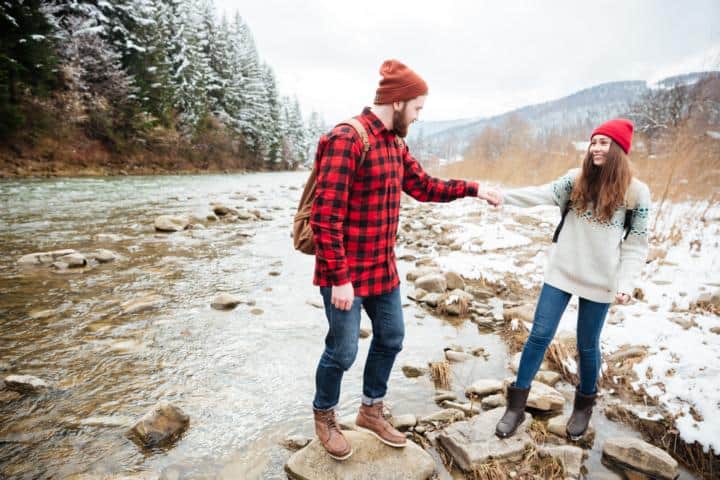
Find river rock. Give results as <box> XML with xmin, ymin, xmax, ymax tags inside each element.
<box><xmin>437</xmin><ymin>407</ymin><xmax>532</xmax><ymax>471</ymax></box>
<box><xmin>444</xmin><ymin>350</ymin><xmax>471</xmax><ymax>362</ymax></box>
<box><xmin>433</xmin><ymin>391</ymin><xmax>457</xmax><ymax>403</ymax></box>
<box><xmin>390</xmin><ymin>414</ymin><xmax>417</xmax><ymax>430</ymax></box>
<box><xmin>503</xmin><ymin>304</ymin><xmax>535</xmax><ymax>323</ymax></box>
<box><xmin>127</xmin><ymin>401</ymin><xmax>189</xmax><ymax>448</ymax></box>
<box><xmin>402</xmin><ymin>363</ymin><xmax>428</xmax><ymax>378</ymax></box>
<box><xmin>283</xmin><ymin>434</ymin><xmax>312</xmax><ymax>451</ymax></box>
<box><xmin>418</xmin><ymin>409</ymin><xmax>465</xmax><ymax>425</ymax></box>
<box><xmin>414</xmin><ymin>273</ymin><xmax>447</xmax><ymax>293</ymax></box>
<box><xmin>441</xmin><ymin>289</ymin><xmax>473</xmax><ymax>316</ymax></box>
<box><xmin>154</xmin><ymin>215</ymin><xmax>189</xmax><ymax>232</ymax></box>
<box><xmin>406</xmin><ymin>267</ymin><xmax>441</xmax><ymax>282</ymax></box>
<box><xmin>211</xmin><ymin>293</ymin><xmax>242</xmax><ymax>310</ymax></box>
<box><xmin>466</xmin><ymin>285</ymin><xmax>495</xmax><ymax>301</ymax></box>
<box><xmin>18</xmin><ymin>249</ymin><xmax>77</xmax><ymax>266</ymax></box>
<box><xmin>536</xmin><ymin>370</ymin><xmax>561</xmax><ymax>386</ymax></box>
<box><xmin>59</xmin><ymin>253</ymin><xmax>87</xmax><ymax>268</ymax></box>
<box><xmin>235</xmin><ymin>209</ymin><xmax>254</xmax><ymax>221</ymax></box>
<box><xmin>422</xmin><ymin>293</ymin><xmax>441</xmax><ymax>308</ymax></box>
<box><xmin>441</xmin><ymin>400</ymin><xmax>480</xmax><ymax>416</ymax></box>
<box><xmin>696</xmin><ymin>289</ymin><xmax>720</xmax><ymax>309</ymax></box>
<box><xmin>464</xmin><ymin>379</ymin><xmax>504</xmax><ymax>399</ymax></box>
<box><xmin>211</xmin><ymin>203</ymin><xmax>231</xmax><ymax>216</ymax></box>
<box><xmin>3</xmin><ymin>375</ymin><xmax>49</xmax><ymax>393</ymax></box>
<box><xmin>444</xmin><ymin>271</ymin><xmax>465</xmax><ymax>290</ymax></box>
<box><xmin>285</xmin><ymin>430</ymin><xmax>434</xmax><ymax>480</ymax></box>
<box><xmin>538</xmin><ymin>445</ymin><xmax>587</xmax><ymax>479</ymax></box>
<box><xmin>481</xmin><ymin>394</ymin><xmax>506</xmax><ymax>410</ymax></box>
<box><xmin>90</xmin><ymin>249</ymin><xmax>118</xmax><ymax>263</ymax></box>
<box><xmin>525</xmin><ymin>381</ymin><xmax>565</xmax><ymax>411</ymax></box>
<box><xmin>407</xmin><ymin>288</ymin><xmax>428</xmax><ymax>301</ymax></box>
<box><xmin>602</xmin><ymin>437</ymin><xmax>678</xmax><ymax>480</ymax></box>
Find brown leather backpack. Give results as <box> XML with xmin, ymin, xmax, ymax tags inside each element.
<box><xmin>292</xmin><ymin>118</ymin><xmax>370</xmax><ymax>255</ymax></box>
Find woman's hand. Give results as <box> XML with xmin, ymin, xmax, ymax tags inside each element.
<box><xmin>615</xmin><ymin>292</ymin><xmax>631</xmax><ymax>304</ymax></box>
<box><xmin>479</xmin><ymin>188</ymin><xmax>503</xmax><ymax>207</ymax></box>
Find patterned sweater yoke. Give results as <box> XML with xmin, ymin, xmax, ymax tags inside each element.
<box><xmin>504</xmin><ymin>168</ymin><xmax>651</xmax><ymax>303</ymax></box>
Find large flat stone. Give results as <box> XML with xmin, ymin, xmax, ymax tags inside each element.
<box><xmin>436</xmin><ymin>407</ymin><xmax>532</xmax><ymax>471</ymax></box>
<box><xmin>464</xmin><ymin>379</ymin><xmax>504</xmax><ymax>399</ymax></box>
<box><xmin>285</xmin><ymin>430</ymin><xmax>435</xmax><ymax>480</ymax></box>
<box><xmin>602</xmin><ymin>437</ymin><xmax>678</xmax><ymax>480</ymax></box>
<box><xmin>526</xmin><ymin>381</ymin><xmax>565</xmax><ymax>412</ymax></box>
<box><xmin>538</xmin><ymin>445</ymin><xmax>587</xmax><ymax>479</ymax></box>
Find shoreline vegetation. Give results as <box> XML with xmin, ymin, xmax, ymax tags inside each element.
<box><xmin>1</xmin><ymin>1</ymin><xmax>323</xmax><ymax>181</ymax></box>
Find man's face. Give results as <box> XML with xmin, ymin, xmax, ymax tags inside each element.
<box><xmin>392</xmin><ymin>95</ymin><xmax>426</xmax><ymax>138</ymax></box>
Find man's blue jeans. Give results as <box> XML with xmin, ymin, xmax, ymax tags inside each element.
<box><xmin>313</xmin><ymin>286</ymin><xmax>405</xmax><ymax>411</ymax></box>
<box><xmin>515</xmin><ymin>283</ymin><xmax>610</xmax><ymax>395</ymax></box>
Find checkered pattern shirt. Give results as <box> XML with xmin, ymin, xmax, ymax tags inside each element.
<box><xmin>310</xmin><ymin>108</ymin><xmax>479</xmax><ymax>296</ymax></box>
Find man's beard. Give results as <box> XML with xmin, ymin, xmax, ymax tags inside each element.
<box><xmin>392</xmin><ymin>107</ymin><xmax>409</xmax><ymax>138</ymax></box>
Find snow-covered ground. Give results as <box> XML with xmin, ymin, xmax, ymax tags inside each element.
<box><xmin>400</xmin><ymin>195</ymin><xmax>720</xmax><ymax>455</ymax></box>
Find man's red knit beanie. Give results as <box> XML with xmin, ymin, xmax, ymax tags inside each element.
<box><xmin>591</xmin><ymin>119</ymin><xmax>634</xmax><ymax>154</ymax></box>
<box><xmin>374</xmin><ymin>59</ymin><xmax>428</xmax><ymax>105</ymax></box>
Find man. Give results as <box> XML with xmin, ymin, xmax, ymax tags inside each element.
<box><xmin>310</xmin><ymin>59</ymin><xmax>499</xmax><ymax>460</ymax></box>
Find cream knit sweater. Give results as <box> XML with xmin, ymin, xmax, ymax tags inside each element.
<box><xmin>504</xmin><ymin>169</ymin><xmax>651</xmax><ymax>303</ymax></box>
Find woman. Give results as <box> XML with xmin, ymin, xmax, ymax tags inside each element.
<box><xmin>492</xmin><ymin>119</ymin><xmax>650</xmax><ymax>440</ymax></box>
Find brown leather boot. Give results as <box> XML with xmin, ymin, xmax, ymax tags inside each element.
<box><xmin>313</xmin><ymin>408</ymin><xmax>352</xmax><ymax>460</ymax></box>
<box><xmin>355</xmin><ymin>402</ymin><xmax>407</xmax><ymax>447</ymax></box>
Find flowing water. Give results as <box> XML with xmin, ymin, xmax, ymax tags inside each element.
<box><xmin>0</xmin><ymin>172</ymin><xmax>695</xmax><ymax>479</ymax></box>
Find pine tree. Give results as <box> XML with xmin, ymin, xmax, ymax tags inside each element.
<box><xmin>0</xmin><ymin>0</ymin><xmax>59</xmax><ymax>136</ymax></box>
<box><xmin>230</xmin><ymin>13</ymin><xmax>268</xmax><ymax>161</ymax></box>
<box><xmin>260</xmin><ymin>63</ymin><xmax>282</xmax><ymax>166</ymax></box>
<box><xmin>124</xmin><ymin>0</ymin><xmax>176</xmax><ymax>126</ymax></box>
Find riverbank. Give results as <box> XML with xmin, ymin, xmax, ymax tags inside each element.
<box><xmin>0</xmin><ymin>118</ymin><xmax>286</xmax><ymax>179</ymax></box>
<box><xmin>387</xmin><ymin>195</ymin><xmax>719</xmax><ymax>479</ymax></box>
<box><xmin>0</xmin><ymin>171</ymin><xmax>716</xmax><ymax>479</ymax></box>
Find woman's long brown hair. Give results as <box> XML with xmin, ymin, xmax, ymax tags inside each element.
<box><xmin>570</xmin><ymin>141</ymin><xmax>632</xmax><ymax>222</ymax></box>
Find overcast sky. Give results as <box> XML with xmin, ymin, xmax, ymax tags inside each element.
<box><xmin>214</xmin><ymin>0</ymin><xmax>720</xmax><ymax>124</ymax></box>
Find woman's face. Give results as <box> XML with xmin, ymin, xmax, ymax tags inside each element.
<box><xmin>589</xmin><ymin>134</ymin><xmax>612</xmax><ymax>166</ymax></box>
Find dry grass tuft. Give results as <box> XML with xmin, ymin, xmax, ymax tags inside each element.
<box><xmin>429</xmin><ymin>360</ymin><xmax>452</xmax><ymax>390</ymax></box>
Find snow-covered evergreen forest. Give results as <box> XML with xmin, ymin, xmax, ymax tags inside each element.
<box><xmin>1</xmin><ymin>0</ymin><xmax>321</xmax><ymax>172</ymax></box>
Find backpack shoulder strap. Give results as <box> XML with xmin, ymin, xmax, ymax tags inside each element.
<box><xmin>552</xmin><ymin>201</ymin><xmax>571</xmax><ymax>243</ymax></box>
<box><xmin>621</xmin><ymin>179</ymin><xmax>639</xmax><ymax>240</ymax></box>
<box><xmin>338</xmin><ymin>117</ymin><xmax>370</xmax><ymax>169</ymax></box>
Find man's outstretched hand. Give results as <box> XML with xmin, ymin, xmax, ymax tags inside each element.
<box><xmin>478</xmin><ymin>187</ymin><xmax>503</xmax><ymax>207</ymax></box>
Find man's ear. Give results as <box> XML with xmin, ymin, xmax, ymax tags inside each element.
<box><xmin>392</xmin><ymin>101</ymin><xmax>405</xmax><ymax>112</ymax></box>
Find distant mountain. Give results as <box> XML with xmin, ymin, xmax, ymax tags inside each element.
<box><xmin>409</xmin><ymin>71</ymin><xmax>718</xmax><ymax>159</ymax></box>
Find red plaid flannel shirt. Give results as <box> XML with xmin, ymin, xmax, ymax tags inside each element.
<box><xmin>310</xmin><ymin>108</ymin><xmax>479</xmax><ymax>296</ymax></box>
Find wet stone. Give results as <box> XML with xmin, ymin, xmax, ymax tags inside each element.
<box><xmin>127</xmin><ymin>401</ymin><xmax>189</xmax><ymax>448</ymax></box>
<box><xmin>437</xmin><ymin>407</ymin><xmax>532</xmax><ymax>471</ymax></box>
<box><xmin>3</xmin><ymin>374</ymin><xmax>49</xmax><ymax>394</ymax></box>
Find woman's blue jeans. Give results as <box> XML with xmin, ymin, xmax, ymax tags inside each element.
<box><xmin>515</xmin><ymin>283</ymin><xmax>609</xmax><ymax>395</ymax></box>
<box><xmin>313</xmin><ymin>286</ymin><xmax>405</xmax><ymax>411</ymax></box>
